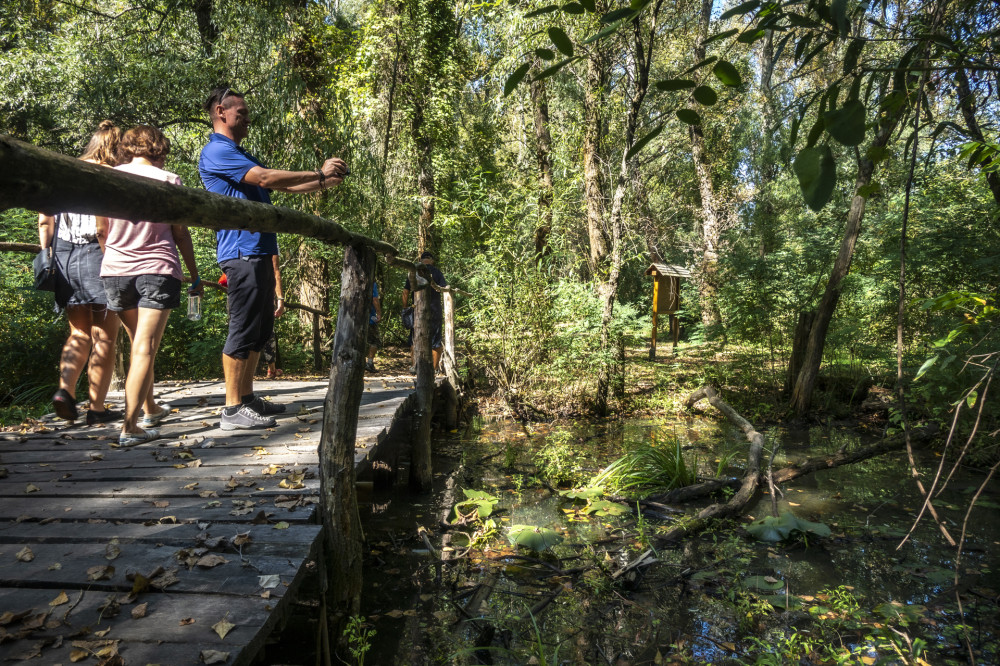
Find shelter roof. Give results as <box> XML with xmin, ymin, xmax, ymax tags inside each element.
<box><xmin>645</xmin><ymin>263</ymin><xmax>691</xmax><ymax>278</ymax></box>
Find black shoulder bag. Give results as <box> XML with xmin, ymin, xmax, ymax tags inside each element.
<box><xmin>33</xmin><ymin>215</ymin><xmax>60</xmax><ymax>291</ymax></box>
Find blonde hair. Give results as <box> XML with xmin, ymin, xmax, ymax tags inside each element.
<box><xmin>120</xmin><ymin>125</ymin><xmax>171</xmax><ymax>162</ymax></box>
<box><xmin>79</xmin><ymin>120</ymin><xmax>121</xmax><ymax>166</ymax></box>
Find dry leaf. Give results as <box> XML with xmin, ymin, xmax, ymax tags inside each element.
<box><xmin>258</xmin><ymin>574</ymin><xmax>280</xmax><ymax>589</ymax></box>
<box><xmin>200</xmin><ymin>649</ymin><xmax>230</xmax><ymax>664</ymax></box>
<box><xmin>87</xmin><ymin>565</ymin><xmax>115</xmax><ymax>581</ymax></box>
<box><xmin>212</xmin><ymin>617</ymin><xmax>235</xmax><ymax>639</ymax></box>
<box><xmin>153</xmin><ymin>501</ymin><xmax>170</xmax><ymax>508</ymax></box>
<box><xmin>95</xmin><ymin>626</ymin><xmax>111</xmax><ymax>637</ymax></box>
<box><xmin>15</xmin><ymin>546</ymin><xmax>34</xmax><ymax>562</ymax></box>
<box><xmin>70</xmin><ymin>649</ymin><xmax>89</xmax><ymax>662</ymax></box>
<box><xmin>25</xmin><ymin>483</ymin><xmax>41</xmax><ymax>493</ymax></box>
<box><xmin>105</xmin><ymin>540</ymin><xmax>121</xmax><ymax>560</ymax></box>
<box><xmin>196</xmin><ymin>554</ymin><xmax>228</xmax><ymax>568</ymax></box>
<box><xmin>232</xmin><ymin>532</ymin><xmax>252</xmax><ymax>547</ymax></box>
<box><xmin>131</xmin><ymin>603</ymin><xmax>148</xmax><ymax>619</ymax></box>
<box><xmin>179</xmin><ymin>617</ymin><xmax>195</xmax><ymax>626</ymax></box>
<box><xmin>48</xmin><ymin>562</ymin><xmax>62</xmax><ymax>570</ymax></box>
<box><xmin>49</xmin><ymin>591</ymin><xmax>70</xmax><ymax>606</ymax></box>
<box><xmin>273</xmin><ymin>521</ymin><xmax>290</xmax><ymax>530</ymax></box>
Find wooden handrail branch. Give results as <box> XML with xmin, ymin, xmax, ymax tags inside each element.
<box><xmin>0</xmin><ymin>242</ymin><xmax>42</xmax><ymax>253</ymax></box>
<box><xmin>0</xmin><ymin>135</ymin><xmax>398</xmax><ymax>256</ymax></box>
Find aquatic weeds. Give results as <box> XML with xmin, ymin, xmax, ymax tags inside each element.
<box><xmin>342</xmin><ymin>615</ymin><xmax>375</xmax><ymax>666</ymax></box>
<box><xmin>591</xmin><ymin>439</ymin><xmax>699</xmax><ymax>493</ymax></box>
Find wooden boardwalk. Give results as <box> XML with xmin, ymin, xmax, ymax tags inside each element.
<box><xmin>0</xmin><ymin>376</ymin><xmax>416</xmax><ymax>665</ymax></box>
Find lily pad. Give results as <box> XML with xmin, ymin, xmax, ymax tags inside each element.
<box><xmin>746</xmin><ymin>511</ymin><xmax>830</xmax><ymax>543</ymax></box>
<box><xmin>764</xmin><ymin>593</ymin><xmax>803</xmax><ymax>609</ymax></box>
<box><xmin>582</xmin><ymin>499</ymin><xmax>627</xmax><ymax>517</ymax></box>
<box><xmin>743</xmin><ymin>575</ymin><xmax>785</xmax><ymax>592</ymax></box>
<box><xmin>507</xmin><ymin>525</ymin><xmax>563</xmax><ymax>551</ymax></box>
<box><xmin>559</xmin><ymin>486</ymin><xmax>604</xmax><ymax>501</ymax></box>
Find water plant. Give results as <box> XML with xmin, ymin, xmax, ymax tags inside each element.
<box><xmin>591</xmin><ymin>440</ymin><xmax>698</xmax><ymax>493</ymax></box>
<box><xmin>745</xmin><ymin>510</ymin><xmax>831</xmax><ymax>544</ymax></box>
<box><xmin>342</xmin><ymin>615</ymin><xmax>375</xmax><ymax>666</ymax></box>
<box><xmin>507</xmin><ymin>525</ymin><xmax>563</xmax><ymax>551</ymax></box>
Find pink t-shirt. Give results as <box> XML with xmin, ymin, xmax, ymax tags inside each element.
<box><xmin>101</xmin><ymin>162</ymin><xmax>183</xmax><ymax>279</ymax></box>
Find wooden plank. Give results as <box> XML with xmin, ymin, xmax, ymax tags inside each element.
<box><xmin>0</xmin><ymin>376</ymin><xmax>417</xmax><ymax>665</ymax></box>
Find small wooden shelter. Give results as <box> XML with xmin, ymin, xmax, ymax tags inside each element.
<box><xmin>645</xmin><ymin>262</ymin><xmax>690</xmax><ymax>358</ymax></box>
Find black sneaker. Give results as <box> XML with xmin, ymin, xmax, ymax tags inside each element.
<box><xmin>87</xmin><ymin>408</ymin><xmax>123</xmax><ymax>426</ymax></box>
<box><xmin>220</xmin><ymin>404</ymin><xmax>277</xmax><ymax>431</ymax></box>
<box><xmin>246</xmin><ymin>396</ymin><xmax>286</xmax><ymax>416</ymax></box>
<box><xmin>52</xmin><ymin>389</ymin><xmax>78</xmax><ymax>421</ymax></box>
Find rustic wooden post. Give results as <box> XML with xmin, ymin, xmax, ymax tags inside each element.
<box><xmin>312</xmin><ymin>311</ymin><xmax>322</xmax><ymax>373</ymax></box>
<box><xmin>318</xmin><ymin>244</ymin><xmax>374</xmax><ymax>623</ymax></box>
<box><xmin>441</xmin><ymin>291</ymin><xmax>459</xmax><ymax>429</ymax></box>
<box><xmin>410</xmin><ymin>279</ymin><xmax>434</xmax><ymax>492</ymax></box>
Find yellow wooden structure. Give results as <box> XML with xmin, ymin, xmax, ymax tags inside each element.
<box><xmin>645</xmin><ymin>262</ymin><xmax>690</xmax><ymax>358</ymax></box>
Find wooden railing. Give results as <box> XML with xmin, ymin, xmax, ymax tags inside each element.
<box><xmin>0</xmin><ymin>133</ymin><xmax>461</xmax><ymax>626</ymax></box>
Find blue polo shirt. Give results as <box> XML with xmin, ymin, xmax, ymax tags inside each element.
<box><xmin>198</xmin><ymin>133</ymin><xmax>279</xmax><ymax>262</ymax></box>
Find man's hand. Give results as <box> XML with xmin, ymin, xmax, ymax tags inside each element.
<box><xmin>321</xmin><ymin>157</ymin><xmax>349</xmax><ymax>184</ymax></box>
<box><xmin>275</xmin><ymin>299</ymin><xmax>286</xmax><ymax>318</ymax></box>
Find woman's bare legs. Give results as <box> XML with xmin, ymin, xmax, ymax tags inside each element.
<box><xmin>117</xmin><ymin>307</ymin><xmax>171</xmax><ymax>436</ymax></box>
<box><xmin>59</xmin><ymin>305</ymin><xmax>94</xmax><ymax>398</ymax></box>
<box><xmin>87</xmin><ymin>308</ymin><xmax>120</xmax><ymax>410</ymax></box>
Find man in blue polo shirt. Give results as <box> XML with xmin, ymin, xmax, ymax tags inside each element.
<box><xmin>199</xmin><ymin>86</ymin><xmax>348</xmax><ymax>430</ymax></box>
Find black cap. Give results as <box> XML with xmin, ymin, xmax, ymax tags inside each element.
<box><xmin>420</xmin><ymin>251</ymin><xmax>435</xmax><ymax>260</ymax></box>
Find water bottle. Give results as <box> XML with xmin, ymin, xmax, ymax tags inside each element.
<box><xmin>187</xmin><ymin>293</ymin><xmax>202</xmax><ymax>321</ymax></box>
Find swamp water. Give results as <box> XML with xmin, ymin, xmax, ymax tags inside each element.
<box><xmin>270</xmin><ymin>417</ymin><xmax>1000</xmax><ymax>665</ymax></box>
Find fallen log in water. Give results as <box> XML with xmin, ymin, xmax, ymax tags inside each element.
<box><xmin>615</xmin><ymin>386</ymin><xmax>940</xmax><ymax>579</ymax></box>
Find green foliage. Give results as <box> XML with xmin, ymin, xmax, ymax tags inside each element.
<box><xmin>591</xmin><ymin>439</ymin><xmax>698</xmax><ymax>493</ymax></box>
<box><xmin>342</xmin><ymin>615</ymin><xmax>376</xmax><ymax>666</ymax></box>
<box><xmin>451</xmin><ymin>489</ymin><xmax>499</xmax><ymax>523</ymax></box>
<box><xmin>507</xmin><ymin>525</ymin><xmax>563</xmax><ymax>551</ymax></box>
<box><xmin>745</xmin><ymin>510</ymin><xmax>831</xmax><ymax>543</ymax></box>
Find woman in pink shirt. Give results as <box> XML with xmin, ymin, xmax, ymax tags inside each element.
<box><xmin>97</xmin><ymin>125</ymin><xmax>202</xmax><ymax>447</ymax></box>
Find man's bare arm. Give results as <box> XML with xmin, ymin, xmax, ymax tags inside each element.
<box><xmin>243</xmin><ymin>157</ymin><xmax>347</xmax><ymax>193</ymax></box>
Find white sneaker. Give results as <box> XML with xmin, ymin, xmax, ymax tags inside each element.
<box><xmin>220</xmin><ymin>405</ymin><xmax>276</xmax><ymax>430</ymax></box>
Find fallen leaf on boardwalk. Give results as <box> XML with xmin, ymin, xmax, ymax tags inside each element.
<box><xmin>262</xmin><ymin>464</ymin><xmax>280</xmax><ymax>475</ymax></box>
<box><xmin>200</xmin><ymin>650</ymin><xmax>230</xmax><ymax>664</ymax></box>
<box><xmin>260</xmin><ymin>434</ymin><xmax>269</xmax><ymax>439</ymax></box>
<box><xmin>205</xmin><ymin>500</ymin><xmax>222</xmax><ymax>508</ymax></box>
<box><xmin>97</xmin><ymin>595</ymin><xmax>120</xmax><ymax>618</ymax></box>
<box><xmin>0</xmin><ymin>610</ymin><xmax>32</xmax><ymax>625</ymax></box>
<box><xmin>186</xmin><ymin>459</ymin><xmax>203</xmax><ymax>468</ymax></box>
<box><xmin>25</xmin><ymin>484</ymin><xmax>41</xmax><ymax>493</ymax></box>
<box><xmin>183</xmin><ymin>482</ymin><xmax>200</xmax><ymax>490</ymax></box>
<box><xmin>15</xmin><ymin>546</ymin><xmax>34</xmax><ymax>562</ymax></box>
<box><xmin>225</xmin><ymin>478</ymin><xmax>239</xmax><ymax>490</ymax></box>
<box><xmin>179</xmin><ymin>617</ymin><xmax>195</xmax><ymax>626</ymax></box>
<box><xmin>199</xmin><ymin>490</ymin><xmax>218</xmax><ymax>498</ymax></box>
<box><xmin>150</xmin><ymin>568</ymin><xmax>179</xmax><ymax>589</ymax></box>
<box><xmin>89</xmin><ymin>453</ymin><xmax>104</xmax><ymax>461</ymax></box>
<box><xmin>159</xmin><ymin>516</ymin><xmax>177</xmax><ymax>524</ymax></box>
<box><xmin>258</xmin><ymin>574</ymin><xmax>280</xmax><ymax>589</ymax></box>
<box><xmin>131</xmin><ymin>603</ymin><xmax>148</xmax><ymax>619</ymax></box>
<box><xmin>48</xmin><ymin>562</ymin><xmax>62</xmax><ymax>570</ymax></box>
<box><xmin>294</xmin><ymin>433</ymin><xmax>303</xmax><ymax>439</ymax></box>
<box><xmin>70</xmin><ymin>649</ymin><xmax>89</xmax><ymax>662</ymax></box>
<box><xmin>232</xmin><ymin>532</ymin><xmax>252</xmax><ymax>547</ymax></box>
<box><xmin>212</xmin><ymin>616</ymin><xmax>235</xmax><ymax>639</ymax></box>
<box><xmin>152</xmin><ymin>501</ymin><xmax>170</xmax><ymax>508</ymax></box>
<box><xmin>105</xmin><ymin>539</ymin><xmax>121</xmax><ymax>560</ymax></box>
<box><xmin>22</xmin><ymin>611</ymin><xmax>49</xmax><ymax>629</ymax></box>
<box><xmin>273</xmin><ymin>522</ymin><xmax>290</xmax><ymax>530</ymax></box>
<box><xmin>129</xmin><ymin>573</ymin><xmax>150</xmax><ymax>595</ymax></box>
<box><xmin>49</xmin><ymin>591</ymin><xmax>70</xmax><ymax>606</ymax></box>
<box><xmin>297</xmin><ymin>427</ymin><xmax>311</xmax><ymax>433</ymax></box>
<box><xmin>274</xmin><ymin>496</ymin><xmax>301</xmax><ymax>509</ymax></box>
<box><xmin>173</xmin><ymin>464</ymin><xmax>187</xmax><ymax>469</ymax></box>
<box><xmin>88</xmin><ymin>565</ymin><xmax>115</xmax><ymax>581</ymax></box>
<box><xmin>95</xmin><ymin>626</ymin><xmax>111</xmax><ymax>637</ymax></box>
<box><xmin>279</xmin><ymin>471</ymin><xmax>305</xmax><ymax>490</ymax></box>
<box><xmin>196</xmin><ymin>554</ymin><xmax>228</xmax><ymax>568</ymax></box>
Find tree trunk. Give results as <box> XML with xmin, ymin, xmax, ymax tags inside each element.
<box><xmin>789</xmin><ymin>107</ymin><xmax>907</xmax><ymax>414</ymax></box>
<box><xmin>954</xmin><ymin>65</ymin><xmax>1000</xmax><ymax>207</ymax></box>
<box><xmin>784</xmin><ymin>310</ymin><xmax>814</xmax><ymax>395</ymax></box>
<box><xmin>412</xmin><ymin>99</ymin><xmax>436</xmax><ymax>255</ymax></box>
<box><xmin>319</xmin><ymin>243</ymin><xmax>374</xmax><ymax>622</ymax></box>
<box><xmin>689</xmin><ymin>0</ymin><xmax>723</xmax><ymax>330</ymax></box>
<box><xmin>297</xmin><ymin>242</ymin><xmax>332</xmax><ymax>364</ymax></box>
<box><xmin>530</xmin><ymin>74</ymin><xmax>555</xmax><ymax>261</ymax></box>
<box><xmin>583</xmin><ymin>53</ymin><xmax>608</xmax><ymax>276</ymax></box>
<box><xmin>410</xmin><ymin>275</ymin><xmax>434</xmax><ymax>491</ymax></box>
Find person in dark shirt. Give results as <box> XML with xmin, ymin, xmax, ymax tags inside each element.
<box><xmin>198</xmin><ymin>86</ymin><xmax>348</xmax><ymax>430</ymax></box>
<box><xmin>401</xmin><ymin>251</ymin><xmax>447</xmax><ymax>372</ymax></box>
